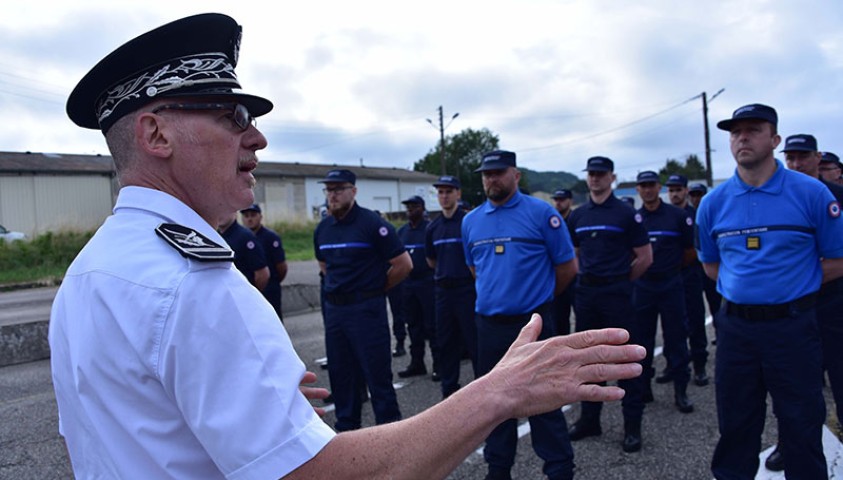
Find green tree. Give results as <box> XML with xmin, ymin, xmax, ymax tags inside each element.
<box><xmin>658</xmin><ymin>154</ymin><xmax>707</xmax><ymax>182</ymax></box>
<box><xmin>414</xmin><ymin>128</ymin><xmax>500</xmax><ymax>206</ymax></box>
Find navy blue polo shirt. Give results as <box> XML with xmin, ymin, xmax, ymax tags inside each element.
<box><xmin>221</xmin><ymin>221</ymin><xmax>268</xmax><ymax>285</ymax></box>
<box><xmin>254</xmin><ymin>226</ymin><xmax>286</xmax><ymax>283</ymax></box>
<box><xmin>397</xmin><ymin>219</ymin><xmax>433</xmax><ymax>281</ymax></box>
<box><xmin>697</xmin><ymin>160</ymin><xmax>843</xmax><ymax>304</ymax></box>
<box><xmin>637</xmin><ymin>200</ymin><xmax>694</xmax><ymax>273</ymax></box>
<box><xmin>425</xmin><ymin>209</ymin><xmax>473</xmax><ymax>281</ymax></box>
<box><xmin>462</xmin><ymin>190</ymin><xmax>575</xmax><ymax>315</ymax></box>
<box><xmin>567</xmin><ymin>193</ymin><xmax>650</xmax><ymax>277</ymax></box>
<box><xmin>314</xmin><ymin>202</ymin><xmax>405</xmax><ymax>295</ymax></box>
<box><xmin>822</xmin><ymin>178</ymin><xmax>843</xmax><ymax>204</ymax></box>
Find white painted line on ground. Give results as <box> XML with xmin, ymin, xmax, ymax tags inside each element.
<box><xmin>753</xmin><ymin>426</ymin><xmax>843</xmax><ymax>479</ymax></box>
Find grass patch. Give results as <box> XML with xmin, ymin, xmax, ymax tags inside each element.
<box><xmin>269</xmin><ymin>220</ymin><xmax>319</xmax><ymax>262</ymax></box>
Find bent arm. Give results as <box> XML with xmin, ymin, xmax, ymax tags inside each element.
<box><xmin>276</xmin><ymin>261</ymin><xmax>288</xmax><ymax>283</ymax></box>
<box><xmin>385</xmin><ymin>251</ymin><xmax>412</xmax><ymax>291</ymax></box>
<box><xmin>822</xmin><ymin>257</ymin><xmax>843</xmax><ymax>284</ymax></box>
<box><xmin>702</xmin><ymin>262</ymin><xmax>719</xmax><ymax>282</ymax></box>
<box><xmin>554</xmin><ymin>258</ymin><xmax>578</xmax><ymax>296</ymax></box>
<box><xmin>629</xmin><ymin>244</ymin><xmax>653</xmax><ymax>281</ymax></box>
<box><xmin>426</xmin><ymin>257</ymin><xmax>437</xmax><ymax>270</ymax></box>
<box><xmin>285</xmin><ymin>318</ymin><xmax>644</xmax><ymax>479</ymax></box>
<box><xmin>254</xmin><ymin>267</ymin><xmax>270</xmax><ymax>291</ymax></box>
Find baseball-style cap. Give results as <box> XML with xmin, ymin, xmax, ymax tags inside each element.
<box><xmin>781</xmin><ymin>134</ymin><xmax>818</xmax><ymax>153</ymax></box>
<box><xmin>433</xmin><ymin>175</ymin><xmax>461</xmax><ymax>189</ymax></box>
<box><xmin>583</xmin><ymin>156</ymin><xmax>614</xmax><ymax>172</ymax></box>
<box><xmin>551</xmin><ymin>189</ymin><xmax>572</xmax><ymax>200</ymax></box>
<box><xmin>689</xmin><ymin>184</ymin><xmax>708</xmax><ymax>195</ymax></box>
<box><xmin>636</xmin><ymin>171</ymin><xmax>660</xmax><ymax>184</ymax></box>
<box><xmin>716</xmin><ymin>103</ymin><xmax>778</xmax><ymax>131</ymax></box>
<box><xmin>318</xmin><ymin>169</ymin><xmax>356</xmax><ymax>184</ymax></box>
<box><xmin>240</xmin><ymin>203</ymin><xmax>261</xmax><ymax>213</ymax></box>
<box><xmin>665</xmin><ymin>174</ymin><xmax>688</xmax><ymax>187</ymax></box>
<box><xmin>401</xmin><ymin>195</ymin><xmax>425</xmax><ymax>207</ymax></box>
<box><xmin>821</xmin><ymin>152</ymin><xmax>842</xmax><ymax>166</ymax></box>
<box><xmin>475</xmin><ymin>150</ymin><xmax>517</xmax><ymax>172</ymax></box>
<box><xmin>66</xmin><ymin>13</ymin><xmax>273</xmax><ymax>134</ymax></box>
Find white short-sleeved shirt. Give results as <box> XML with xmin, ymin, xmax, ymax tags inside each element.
<box><xmin>49</xmin><ymin>186</ymin><xmax>335</xmax><ymax>479</ymax></box>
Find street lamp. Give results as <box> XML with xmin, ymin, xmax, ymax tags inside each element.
<box><xmin>426</xmin><ymin>106</ymin><xmax>459</xmax><ymax>175</ymax></box>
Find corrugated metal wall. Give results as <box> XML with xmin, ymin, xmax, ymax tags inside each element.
<box><xmin>0</xmin><ymin>175</ymin><xmax>113</xmax><ymax>237</ymax></box>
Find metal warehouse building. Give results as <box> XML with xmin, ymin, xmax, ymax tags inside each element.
<box><xmin>0</xmin><ymin>151</ymin><xmax>439</xmax><ymax>237</ymax></box>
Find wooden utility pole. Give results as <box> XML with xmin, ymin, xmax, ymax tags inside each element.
<box><xmin>702</xmin><ymin>88</ymin><xmax>724</xmax><ymax>187</ymax></box>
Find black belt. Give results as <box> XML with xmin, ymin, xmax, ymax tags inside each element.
<box><xmin>480</xmin><ymin>302</ymin><xmax>552</xmax><ymax>324</ymax></box>
<box><xmin>820</xmin><ymin>277</ymin><xmax>843</xmax><ymax>297</ymax></box>
<box><xmin>725</xmin><ymin>292</ymin><xmax>818</xmax><ymax>321</ymax></box>
<box><xmin>579</xmin><ymin>273</ymin><xmax>628</xmax><ymax>287</ymax></box>
<box><xmin>641</xmin><ymin>269</ymin><xmax>680</xmax><ymax>281</ymax></box>
<box><xmin>324</xmin><ymin>289</ymin><xmax>384</xmax><ymax>306</ymax></box>
<box><xmin>435</xmin><ymin>277</ymin><xmax>474</xmax><ymax>288</ymax></box>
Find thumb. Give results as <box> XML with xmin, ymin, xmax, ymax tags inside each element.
<box><xmin>510</xmin><ymin>313</ymin><xmax>543</xmax><ymax>349</ymax></box>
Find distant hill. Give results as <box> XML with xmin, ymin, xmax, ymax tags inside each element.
<box><xmin>521</xmin><ymin>168</ymin><xmax>579</xmax><ymax>193</ymax></box>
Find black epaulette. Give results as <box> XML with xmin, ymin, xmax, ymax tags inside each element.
<box><xmin>155</xmin><ymin>223</ymin><xmax>234</xmax><ymax>262</ymax></box>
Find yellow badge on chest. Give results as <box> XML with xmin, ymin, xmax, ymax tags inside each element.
<box><xmin>495</xmin><ymin>244</ymin><xmax>505</xmax><ymax>254</ymax></box>
<box><xmin>746</xmin><ymin>236</ymin><xmax>760</xmax><ymax>250</ymax></box>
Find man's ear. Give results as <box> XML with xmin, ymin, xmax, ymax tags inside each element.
<box><xmin>135</xmin><ymin>112</ymin><xmax>173</xmax><ymax>159</ymax></box>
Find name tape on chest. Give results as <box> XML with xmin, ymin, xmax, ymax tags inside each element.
<box><xmin>155</xmin><ymin>223</ymin><xmax>234</xmax><ymax>262</ymax></box>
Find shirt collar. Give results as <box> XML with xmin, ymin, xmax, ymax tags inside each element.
<box><xmin>586</xmin><ymin>192</ymin><xmax>618</xmax><ymax>209</ymax></box>
<box><xmin>329</xmin><ymin>201</ymin><xmax>360</xmax><ymax>225</ymax></box>
<box><xmin>113</xmin><ymin>186</ymin><xmax>227</xmax><ymax>246</ymax></box>
<box><xmin>732</xmin><ymin>159</ymin><xmax>786</xmax><ymax>195</ymax></box>
<box><xmin>480</xmin><ymin>189</ymin><xmax>523</xmax><ymax>214</ymax></box>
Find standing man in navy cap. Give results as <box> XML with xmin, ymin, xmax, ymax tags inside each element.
<box><xmin>663</xmin><ymin>174</ymin><xmax>710</xmax><ymax>387</ymax></box>
<box><xmin>634</xmin><ymin>171</ymin><xmax>695</xmax><ymax>413</ymax></box>
<box><xmin>688</xmin><ymin>183</ymin><xmax>708</xmax><ymax>210</ymax></box>
<box><xmin>314</xmin><ymin>168</ymin><xmax>411</xmax><ymax>431</ymax></box>
<box><xmin>463</xmin><ymin>150</ymin><xmax>579</xmax><ymax>480</ymax></box>
<box><xmin>241</xmin><ymin>203</ymin><xmax>288</xmax><ymax>321</ymax></box>
<box><xmin>551</xmin><ymin>189</ymin><xmax>575</xmax><ymax>336</ymax></box>
<box><xmin>762</xmin><ymin>133</ymin><xmax>843</xmax><ymax>472</ymax></box>
<box><xmin>820</xmin><ymin>151</ymin><xmax>843</xmax><ymax>185</ymax></box>
<box><xmin>566</xmin><ymin>156</ymin><xmax>653</xmax><ymax>452</ymax></box>
<box><xmin>425</xmin><ymin>175</ymin><xmax>478</xmax><ymax>398</ymax></box>
<box><xmin>396</xmin><ymin>195</ymin><xmax>440</xmax><ymax>380</ymax></box>
<box><xmin>688</xmin><ymin>183</ymin><xmax>723</xmax><ymax>319</ymax></box>
<box><xmin>49</xmin><ymin>13</ymin><xmax>649</xmax><ymax>479</ymax></box>
<box><xmin>698</xmin><ymin>104</ymin><xmax>843</xmax><ymax>479</ymax></box>
<box><xmin>218</xmin><ymin>211</ymin><xmax>270</xmax><ymax>291</ymax></box>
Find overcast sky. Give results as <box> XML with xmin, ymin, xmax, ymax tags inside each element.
<box><xmin>1</xmin><ymin>0</ymin><xmax>841</xmax><ymax>183</ymax></box>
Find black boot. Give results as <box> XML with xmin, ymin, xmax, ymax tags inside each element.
<box><xmin>765</xmin><ymin>444</ymin><xmax>784</xmax><ymax>471</ymax></box>
<box><xmin>398</xmin><ymin>362</ymin><xmax>427</xmax><ymax>378</ymax></box>
<box><xmin>655</xmin><ymin>369</ymin><xmax>673</xmax><ymax>384</ymax></box>
<box><xmin>693</xmin><ymin>362</ymin><xmax>709</xmax><ymax>386</ymax></box>
<box><xmin>392</xmin><ymin>341</ymin><xmax>406</xmax><ymax>357</ymax></box>
<box><xmin>674</xmin><ymin>383</ymin><xmax>694</xmax><ymax>413</ymax></box>
<box><xmin>568</xmin><ymin>416</ymin><xmax>602</xmax><ymax>441</ymax></box>
<box><xmin>623</xmin><ymin>419</ymin><xmax>642</xmax><ymax>453</ymax></box>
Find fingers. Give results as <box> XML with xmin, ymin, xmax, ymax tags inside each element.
<box><xmin>300</xmin><ymin>386</ymin><xmax>330</xmax><ymax>402</ymax></box>
<box><xmin>508</xmin><ymin>313</ymin><xmax>543</xmax><ymax>350</ymax></box>
<box><xmin>575</xmin><ymin>361</ymin><xmax>643</xmax><ymax>385</ymax></box>
<box><xmin>300</xmin><ymin>371</ymin><xmax>318</xmax><ymax>385</ymax></box>
<box><xmin>574</xmin><ymin>384</ymin><xmax>627</xmax><ymax>403</ymax></box>
<box><xmin>561</xmin><ymin>328</ymin><xmax>632</xmax><ymax>350</ymax></box>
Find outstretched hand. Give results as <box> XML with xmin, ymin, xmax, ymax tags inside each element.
<box><xmin>299</xmin><ymin>371</ymin><xmax>331</xmax><ymax>417</ymax></box>
<box><xmin>486</xmin><ymin>314</ymin><xmax>645</xmax><ymax>419</ymax></box>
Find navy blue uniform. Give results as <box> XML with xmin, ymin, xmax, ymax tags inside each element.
<box><xmin>463</xmin><ymin>190</ymin><xmax>576</xmax><ymax>480</ymax></box>
<box><xmin>220</xmin><ymin>221</ymin><xmax>267</xmax><ymax>286</ymax></box>
<box><xmin>819</xmin><ymin>179</ymin><xmax>843</xmax><ymax>428</ymax></box>
<box><xmin>698</xmin><ymin>161</ymin><xmax>843</xmax><ymax>479</ymax></box>
<box><xmin>635</xmin><ymin>201</ymin><xmax>693</xmax><ymax>391</ymax></box>
<box><xmin>314</xmin><ymin>202</ymin><xmax>403</xmax><ymax>431</ymax></box>
<box><xmin>566</xmin><ymin>193</ymin><xmax>649</xmax><ymax>425</ymax></box>
<box><xmin>425</xmin><ymin>208</ymin><xmax>478</xmax><ymax>398</ymax></box>
<box><xmin>397</xmin><ymin>219</ymin><xmax>439</xmax><ymax>374</ymax></box>
<box><xmin>253</xmin><ymin>225</ymin><xmax>286</xmax><ymax>320</ymax></box>
<box><xmin>679</xmin><ymin>204</ymin><xmax>709</xmax><ymax>374</ymax></box>
<box><xmin>552</xmin><ymin>211</ymin><xmax>575</xmax><ymax>336</ymax></box>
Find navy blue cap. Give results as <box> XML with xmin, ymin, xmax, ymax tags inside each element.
<box><xmin>458</xmin><ymin>200</ymin><xmax>472</xmax><ymax>210</ymax></box>
<box><xmin>475</xmin><ymin>150</ymin><xmax>517</xmax><ymax>172</ymax></box>
<box><xmin>551</xmin><ymin>189</ymin><xmax>572</xmax><ymax>199</ymax></box>
<box><xmin>67</xmin><ymin>13</ymin><xmax>273</xmax><ymax>133</ymax></box>
<box><xmin>583</xmin><ymin>156</ymin><xmax>614</xmax><ymax>172</ymax></box>
<box><xmin>782</xmin><ymin>134</ymin><xmax>818</xmax><ymax>153</ymax></box>
<box><xmin>433</xmin><ymin>175</ymin><xmax>461</xmax><ymax>189</ymax></box>
<box><xmin>689</xmin><ymin>184</ymin><xmax>708</xmax><ymax>195</ymax></box>
<box><xmin>636</xmin><ymin>170</ymin><xmax>660</xmax><ymax>184</ymax></box>
<box><xmin>821</xmin><ymin>151</ymin><xmax>841</xmax><ymax>165</ymax></box>
<box><xmin>240</xmin><ymin>203</ymin><xmax>261</xmax><ymax>213</ymax></box>
<box><xmin>401</xmin><ymin>195</ymin><xmax>425</xmax><ymax>207</ymax></box>
<box><xmin>318</xmin><ymin>169</ymin><xmax>356</xmax><ymax>185</ymax></box>
<box><xmin>621</xmin><ymin>196</ymin><xmax>636</xmax><ymax>207</ymax></box>
<box><xmin>716</xmin><ymin>103</ymin><xmax>778</xmax><ymax>131</ymax></box>
<box><xmin>665</xmin><ymin>174</ymin><xmax>688</xmax><ymax>187</ymax></box>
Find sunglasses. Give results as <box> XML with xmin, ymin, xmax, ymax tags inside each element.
<box><xmin>152</xmin><ymin>102</ymin><xmax>256</xmax><ymax>131</ymax></box>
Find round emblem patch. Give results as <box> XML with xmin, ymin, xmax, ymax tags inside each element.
<box><xmin>549</xmin><ymin>216</ymin><xmax>561</xmax><ymax>229</ymax></box>
<box><xmin>829</xmin><ymin>201</ymin><xmax>841</xmax><ymax>218</ymax></box>
<box><xmin>273</xmin><ymin>240</ymin><xmax>280</xmax><ymax>248</ymax></box>
<box><xmin>246</xmin><ymin>240</ymin><xmax>255</xmax><ymax>249</ymax></box>
<box><xmin>686</xmin><ymin>217</ymin><xmax>693</xmax><ymax>226</ymax></box>
<box><xmin>379</xmin><ymin>226</ymin><xmax>389</xmax><ymax>237</ymax></box>
<box><xmin>634</xmin><ymin>213</ymin><xmax>643</xmax><ymax>223</ymax></box>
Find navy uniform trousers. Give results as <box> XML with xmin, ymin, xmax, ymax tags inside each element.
<box><xmin>476</xmin><ymin>302</ymin><xmax>574</xmax><ymax>480</ymax></box>
<box><xmin>635</xmin><ymin>274</ymin><xmax>691</xmax><ymax>387</ymax></box>
<box><xmin>575</xmin><ymin>279</ymin><xmax>645</xmax><ymax>423</ymax></box>
<box><xmin>403</xmin><ymin>276</ymin><xmax>439</xmax><ymax>372</ymax></box>
<box><xmin>681</xmin><ymin>264</ymin><xmax>708</xmax><ymax>371</ymax></box>
<box><xmin>711</xmin><ymin>304</ymin><xmax>826</xmax><ymax>479</ymax></box>
<box><xmin>387</xmin><ymin>285</ymin><xmax>406</xmax><ymax>348</ymax></box>
<box><xmin>435</xmin><ymin>281</ymin><xmax>478</xmax><ymax>398</ymax></box>
<box><xmin>818</xmin><ymin>279</ymin><xmax>843</xmax><ymax>427</ymax></box>
<box><xmin>323</xmin><ymin>295</ymin><xmax>402</xmax><ymax>431</ymax></box>
<box><xmin>552</xmin><ymin>283</ymin><xmax>575</xmax><ymax>336</ymax></box>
